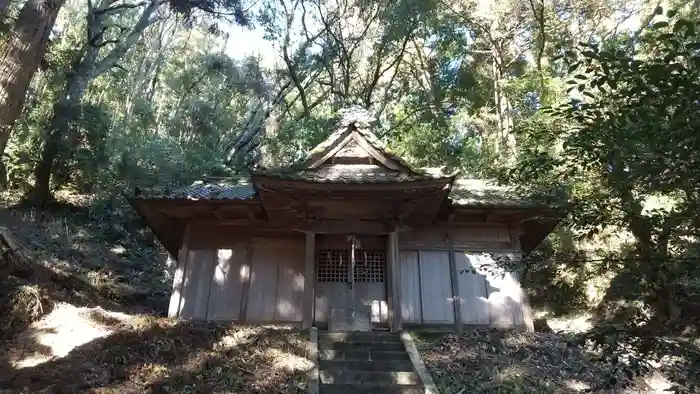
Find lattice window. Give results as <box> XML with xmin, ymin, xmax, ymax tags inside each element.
<box><xmin>354</xmin><ymin>250</ymin><xmax>385</xmax><ymax>283</ymax></box>
<box><xmin>316</xmin><ymin>248</ymin><xmax>386</xmax><ymax>283</ymax></box>
<box><xmin>317</xmin><ymin>249</ymin><xmax>350</xmax><ymax>282</ymax></box>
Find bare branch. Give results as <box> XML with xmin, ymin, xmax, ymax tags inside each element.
<box><xmin>226</xmin><ymin>80</ymin><xmax>293</xmax><ymax>163</ymax></box>
<box><xmin>315</xmin><ymin>0</ymin><xmax>350</xmax><ymax>96</ymax></box>
<box><xmin>280</xmin><ymin>0</ymin><xmax>310</xmax><ymax>116</ymax></box>
<box><xmin>92</xmin><ymin>0</ymin><xmax>162</xmax><ymax>77</ymax></box>
<box><xmin>345</xmin><ymin>4</ymin><xmax>380</xmax><ymax>60</ymax></box>
<box><xmin>295</xmin><ymin>88</ymin><xmax>331</xmax><ymax>121</ymax></box>
<box><xmin>93</xmin><ymin>0</ymin><xmax>148</xmax><ymax>14</ymax></box>
<box><xmin>377</xmin><ymin>46</ymin><xmax>408</xmax><ymax>116</ymax></box>
<box><xmin>527</xmin><ymin>0</ymin><xmax>546</xmax><ymax>71</ymax></box>
<box><xmin>387</xmin><ymin>106</ymin><xmax>432</xmax><ymax>133</ymax></box>
<box><xmin>92</xmin><ymin>39</ymin><xmax>121</xmax><ymax>47</ymax></box>
<box><xmin>364</xmin><ymin>31</ymin><xmax>412</xmax><ymax>108</ymax></box>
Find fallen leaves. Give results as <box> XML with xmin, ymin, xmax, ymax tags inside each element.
<box><xmin>414</xmin><ymin>329</ymin><xmax>663</xmax><ymax>394</ymax></box>
<box><xmin>3</xmin><ymin>320</ymin><xmax>312</xmax><ymax>394</ymax></box>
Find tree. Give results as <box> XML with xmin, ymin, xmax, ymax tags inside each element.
<box><xmin>513</xmin><ymin>7</ymin><xmax>700</xmax><ymax>390</ymax></box>
<box><xmin>31</xmin><ymin>0</ymin><xmax>249</xmax><ymax>208</ymax></box>
<box><xmin>0</xmin><ymin>0</ymin><xmax>65</xmax><ymax>183</ymax></box>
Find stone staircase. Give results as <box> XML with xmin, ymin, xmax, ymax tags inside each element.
<box><xmin>317</xmin><ymin>331</ymin><xmax>425</xmax><ymax>394</ymax></box>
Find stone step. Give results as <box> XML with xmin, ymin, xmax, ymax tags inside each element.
<box><xmin>319</xmin><ymin>383</ymin><xmax>425</xmax><ymax>394</ymax></box>
<box><xmin>320</xmin><ymin>349</ymin><xmax>410</xmax><ymax>361</ymax></box>
<box><xmin>320</xmin><ymin>332</ymin><xmax>402</xmax><ymax>343</ymax></box>
<box><xmin>318</xmin><ymin>340</ymin><xmax>405</xmax><ymax>352</ymax></box>
<box><xmin>320</xmin><ymin>359</ymin><xmax>415</xmax><ymax>372</ymax></box>
<box><xmin>319</xmin><ymin>370</ymin><xmax>421</xmax><ymax>385</ymax></box>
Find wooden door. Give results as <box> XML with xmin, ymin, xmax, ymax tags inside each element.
<box><xmin>315</xmin><ymin>235</ymin><xmax>388</xmax><ymax>331</ymax></box>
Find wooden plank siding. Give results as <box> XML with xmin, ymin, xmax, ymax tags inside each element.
<box><xmin>171</xmin><ymin>223</ymin><xmax>531</xmax><ymax>331</ymax></box>
<box><xmin>174</xmin><ymin>237</ymin><xmax>305</xmax><ymax>323</ymax></box>
<box><xmin>447</xmin><ymin>233</ymin><xmax>462</xmax><ymax>331</ymax></box>
<box><xmin>313</xmin><ymin>283</ymin><xmax>388</xmax><ymax>325</ymax></box>
<box><xmin>454</xmin><ymin>253</ymin><xmax>490</xmax><ymax>324</ymax></box>
<box><xmin>246</xmin><ymin>238</ymin><xmax>305</xmax><ymax>322</ymax></box>
<box><xmin>400</xmin><ymin>224</ymin><xmax>516</xmax><ymax>251</ymax></box>
<box><xmin>397</xmin><ymin>224</ymin><xmax>532</xmax><ymax>330</ymax></box>
<box><xmin>207</xmin><ymin>244</ymin><xmax>247</xmax><ymax>320</ymax></box>
<box><xmin>399</xmin><ymin>250</ymin><xmax>422</xmax><ymax>323</ymax></box>
<box><xmin>179</xmin><ymin>250</ymin><xmax>216</xmax><ymax>319</ymax></box>
<box><xmin>418</xmin><ymin>250</ymin><xmax>454</xmax><ymax>323</ymax></box>
<box><xmin>168</xmin><ymin>223</ymin><xmax>190</xmax><ymax>317</ymax></box>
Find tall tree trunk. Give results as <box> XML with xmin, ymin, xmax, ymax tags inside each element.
<box><xmin>0</xmin><ymin>0</ymin><xmax>64</xmax><ymax>178</ymax></box>
<box><xmin>32</xmin><ymin>74</ymin><xmax>89</xmax><ymax>208</ymax></box>
<box><xmin>32</xmin><ymin>0</ymin><xmax>160</xmax><ymax>208</ymax></box>
<box><xmin>492</xmin><ymin>56</ymin><xmax>515</xmax><ymax>161</ymax></box>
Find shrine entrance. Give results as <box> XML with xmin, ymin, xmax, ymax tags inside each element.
<box><xmin>316</xmin><ymin>234</ymin><xmax>387</xmax><ymax>331</ymax></box>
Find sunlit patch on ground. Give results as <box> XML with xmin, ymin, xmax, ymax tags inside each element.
<box><xmin>546</xmin><ymin>313</ymin><xmax>593</xmax><ymax>333</ymax></box>
<box><xmin>1</xmin><ymin>314</ymin><xmax>312</xmax><ymax>394</ymax></box>
<box><xmin>5</xmin><ymin>303</ymin><xmax>129</xmax><ymax>369</ymax></box>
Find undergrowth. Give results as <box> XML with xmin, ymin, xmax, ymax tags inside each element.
<box><xmin>0</xmin><ymin>190</ymin><xmax>311</xmax><ymax>393</ymax></box>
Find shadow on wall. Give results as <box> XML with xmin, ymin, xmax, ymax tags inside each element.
<box><xmin>190</xmin><ymin>242</ymin><xmax>306</xmax><ymax>322</ymax></box>
<box><xmin>1</xmin><ymin>319</ymin><xmax>312</xmax><ymax>394</ymax></box>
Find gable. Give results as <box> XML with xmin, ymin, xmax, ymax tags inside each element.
<box><xmin>251</xmin><ymin>106</ymin><xmax>455</xmax><ymax>184</ymax></box>
<box><xmin>335</xmin><ymin>138</ymin><xmax>371</xmax><ymax>160</ymax></box>
<box><xmin>304</xmin><ymin>125</ymin><xmax>417</xmax><ymax>174</ymax></box>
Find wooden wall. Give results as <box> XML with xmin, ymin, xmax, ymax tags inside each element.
<box><xmin>398</xmin><ymin>224</ymin><xmax>533</xmax><ymax>329</ymax></box>
<box><xmin>400</xmin><ymin>224</ymin><xmax>515</xmax><ymax>251</ymax></box>
<box><xmin>170</xmin><ymin>222</ymin><xmax>532</xmax><ymax>330</ymax></box>
<box><xmin>400</xmin><ymin>250</ymin><xmax>453</xmax><ymax>323</ymax></box>
<box><xmin>172</xmin><ymin>237</ymin><xmax>305</xmax><ymax>323</ymax></box>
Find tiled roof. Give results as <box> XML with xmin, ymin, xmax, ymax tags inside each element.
<box><xmin>259</xmin><ymin>165</ymin><xmax>449</xmax><ymax>184</ymax></box>
<box><xmin>134</xmin><ymin>177</ymin><xmax>549</xmax><ymax>208</ymax></box>
<box><xmin>449</xmin><ymin>179</ymin><xmax>535</xmax><ymax>207</ymax></box>
<box><xmin>134</xmin><ymin>179</ymin><xmax>256</xmax><ymax>201</ymax></box>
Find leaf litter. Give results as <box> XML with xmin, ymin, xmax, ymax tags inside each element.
<box><xmin>414</xmin><ymin>329</ymin><xmax>671</xmax><ymax>394</ymax></box>
<box><xmin>2</xmin><ymin>313</ymin><xmax>312</xmax><ymax>394</ymax></box>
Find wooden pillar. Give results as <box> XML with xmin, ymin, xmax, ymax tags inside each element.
<box><xmin>303</xmin><ymin>231</ymin><xmax>316</xmax><ymax>329</ymax></box>
<box><xmin>168</xmin><ymin>222</ymin><xmax>190</xmax><ymax>318</ymax></box>
<box><xmin>510</xmin><ymin>225</ymin><xmax>534</xmax><ymax>332</ymax></box>
<box><xmin>447</xmin><ymin>231</ymin><xmax>463</xmax><ymax>331</ymax></box>
<box><xmin>388</xmin><ymin>231</ymin><xmax>402</xmax><ymax>332</ymax></box>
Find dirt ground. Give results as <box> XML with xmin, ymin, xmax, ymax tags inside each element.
<box><xmin>414</xmin><ymin>329</ymin><xmax>672</xmax><ymax>394</ymax></box>
<box><xmin>1</xmin><ymin>305</ymin><xmax>312</xmax><ymax>394</ymax></box>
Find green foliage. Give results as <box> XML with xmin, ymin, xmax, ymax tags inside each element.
<box><xmin>265</xmin><ymin>117</ymin><xmax>332</xmax><ymax>166</ymax></box>
<box><xmin>111</xmin><ymin>132</ymin><xmax>235</xmax><ymax>189</ymax></box>
<box><xmin>505</xmin><ymin>8</ymin><xmax>700</xmax><ymax>392</ymax></box>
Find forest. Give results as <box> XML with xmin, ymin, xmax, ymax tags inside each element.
<box><xmin>0</xmin><ymin>0</ymin><xmax>700</xmax><ymax>392</ymax></box>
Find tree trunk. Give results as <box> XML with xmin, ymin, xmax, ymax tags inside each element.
<box><xmin>492</xmin><ymin>57</ymin><xmax>516</xmax><ymax>161</ymax></box>
<box><xmin>0</xmin><ymin>0</ymin><xmax>64</xmax><ymax>158</ymax></box>
<box><xmin>32</xmin><ymin>0</ymin><xmax>161</xmax><ymax>207</ymax></box>
<box><xmin>32</xmin><ymin>75</ymin><xmax>88</xmax><ymax>209</ymax></box>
